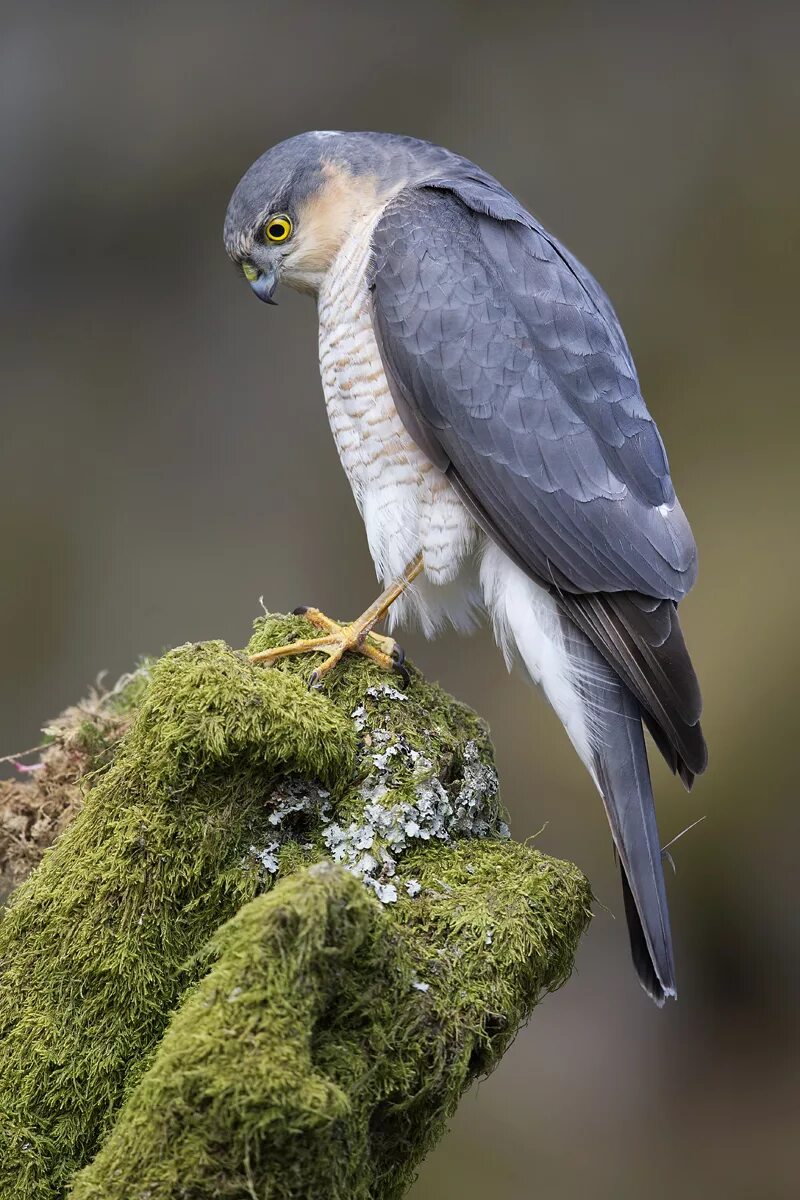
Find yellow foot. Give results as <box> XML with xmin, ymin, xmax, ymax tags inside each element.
<box><xmin>249</xmin><ymin>606</ymin><xmax>408</xmax><ymax>688</ymax></box>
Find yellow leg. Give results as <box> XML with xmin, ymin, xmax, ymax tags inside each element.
<box><xmin>250</xmin><ymin>555</ymin><xmax>424</xmax><ymax>687</ymax></box>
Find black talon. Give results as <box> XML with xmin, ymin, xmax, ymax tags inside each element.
<box><xmin>307</xmin><ymin>669</ymin><xmax>320</xmax><ymax>690</ymax></box>
<box><xmin>391</xmin><ymin>644</ymin><xmax>410</xmax><ymax>687</ymax></box>
<box><xmin>392</xmin><ymin>661</ymin><xmax>411</xmax><ymax>687</ymax></box>
<box><xmin>293</xmin><ymin>605</ymin><xmax>310</xmax><ymax>616</ymax></box>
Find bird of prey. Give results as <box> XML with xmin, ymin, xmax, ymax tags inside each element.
<box><xmin>224</xmin><ymin>131</ymin><xmax>707</xmax><ymax>1004</ymax></box>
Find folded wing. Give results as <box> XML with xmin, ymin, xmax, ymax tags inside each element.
<box><xmin>369</xmin><ymin>187</ymin><xmax>706</xmax><ymax>781</ymax></box>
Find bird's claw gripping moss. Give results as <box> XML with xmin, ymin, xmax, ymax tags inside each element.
<box><xmin>249</xmin><ymin>603</ymin><xmax>405</xmax><ymax>689</ymax></box>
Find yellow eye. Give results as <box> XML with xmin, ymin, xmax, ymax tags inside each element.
<box><xmin>263</xmin><ymin>213</ymin><xmax>292</xmax><ymax>243</ymax></box>
<box><xmin>242</xmin><ymin>262</ymin><xmax>259</xmax><ymax>282</ymax></box>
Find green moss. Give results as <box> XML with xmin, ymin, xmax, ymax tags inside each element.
<box><xmin>71</xmin><ymin>847</ymin><xmax>588</xmax><ymax>1200</ymax></box>
<box><xmin>0</xmin><ymin>615</ymin><xmax>591</xmax><ymax>1200</ymax></box>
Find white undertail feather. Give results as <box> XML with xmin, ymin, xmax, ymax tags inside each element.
<box><xmin>480</xmin><ymin>543</ymin><xmax>599</xmax><ymax>770</ymax></box>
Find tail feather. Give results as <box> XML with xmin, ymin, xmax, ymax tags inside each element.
<box><xmin>620</xmin><ymin>868</ymin><xmax>672</xmax><ymax>1005</ymax></box>
<box><xmin>482</xmin><ymin>544</ymin><xmax>678</xmax><ymax>1003</ymax></box>
<box><xmin>591</xmin><ymin>693</ymin><xmax>676</xmax><ymax>1003</ymax></box>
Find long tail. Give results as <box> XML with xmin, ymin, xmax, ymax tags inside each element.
<box><xmin>587</xmin><ymin>677</ymin><xmax>676</xmax><ymax>1003</ymax></box>
<box><xmin>482</xmin><ymin>544</ymin><xmax>676</xmax><ymax>1003</ymax></box>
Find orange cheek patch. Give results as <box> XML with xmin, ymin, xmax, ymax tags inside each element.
<box><xmin>288</xmin><ymin>164</ymin><xmax>385</xmax><ymax>276</ymax></box>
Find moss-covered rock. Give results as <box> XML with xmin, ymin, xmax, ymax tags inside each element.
<box><xmin>0</xmin><ymin>613</ymin><xmax>592</xmax><ymax>1200</ymax></box>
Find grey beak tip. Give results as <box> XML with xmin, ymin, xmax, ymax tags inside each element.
<box><xmin>250</xmin><ymin>270</ymin><xmax>278</xmax><ymax>305</ymax></box>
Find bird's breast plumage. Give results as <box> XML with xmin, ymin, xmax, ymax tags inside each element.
<box><xmin>316</xmin><ymin>209</ymin><xmax>479</xmax><ymax>634</ymax></box>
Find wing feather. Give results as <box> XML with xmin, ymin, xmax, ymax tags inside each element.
<box><xmin>369</xmin><ymin>186</ymin><xmax>706</xmax><ymax>780</ymax></box>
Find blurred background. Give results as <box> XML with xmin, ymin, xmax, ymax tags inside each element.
<box><xmin>1</xmin><ymin>0</ymin><xmax>798</xmax><ymax>1195</ymax></box>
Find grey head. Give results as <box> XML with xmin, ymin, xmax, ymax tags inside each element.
<box><xmin>223</xmin><ymin>130</ymin><xmax>490</xmax><ymax>302</ymax></box>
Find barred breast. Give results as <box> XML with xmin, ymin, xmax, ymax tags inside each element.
<box><xmin>317</xmin><ymin>211</ymin><xmax>479</xmax><ymax>635</ymax></box>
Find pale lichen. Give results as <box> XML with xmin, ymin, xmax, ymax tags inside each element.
<box><xmin>319</xmin><ymin>732</ymin><xmax>504</xmax><ymax>903</ymax></box>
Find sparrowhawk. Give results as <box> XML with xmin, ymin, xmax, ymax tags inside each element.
<box><xmin>224</xmin><ymin>131</ymin><xmax>707</xmax><ymax>1005</ymax></box>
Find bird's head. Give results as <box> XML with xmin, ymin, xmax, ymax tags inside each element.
<box><xmin>223</xmin><ymin>130</ymin><xmax>452</xmax><ymax>302</ymax></box>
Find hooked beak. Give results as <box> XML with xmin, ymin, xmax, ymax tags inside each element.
<box><xmin>247</xmin><ymin>267</ymin><xmax>278</xmax><ymax>305</ymax></box>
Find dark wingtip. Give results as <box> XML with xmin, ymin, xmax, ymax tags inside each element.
<box><xmin>567</xmin><ymin>591</ymin><xmax>708</xmax><ymax>786</ymax></box>
<box><xmin>677</xmin><ymin>723</ymin><xmax>708</xmax><ymax>789</ymax></box>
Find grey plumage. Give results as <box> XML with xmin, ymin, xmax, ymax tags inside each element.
<box><xmin>370</xmin><ymin>190</ymin><xmax>693</xmax><ymax>596</ymax></box>
<box><xmin>224</xmin><ymin>131</ymin><xmax>707</xmax><ymax>1003</ymax></box>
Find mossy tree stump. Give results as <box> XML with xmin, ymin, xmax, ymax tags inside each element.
<box><xmin>0</xmin><ymin>613</ymin><xmax>591</xmax><ymax>1200</ymax></box>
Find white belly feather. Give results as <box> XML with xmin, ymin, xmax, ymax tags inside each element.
<box><xmin>317</xmin><ymin>214</ymin><xmax>479</xmax><ymax>636</ymax></box>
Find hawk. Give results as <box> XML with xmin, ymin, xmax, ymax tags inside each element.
<box><xmin>224</xmin><ymin>131</ymin><xmax>707</xmax><ymax>1004</ymax></box>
